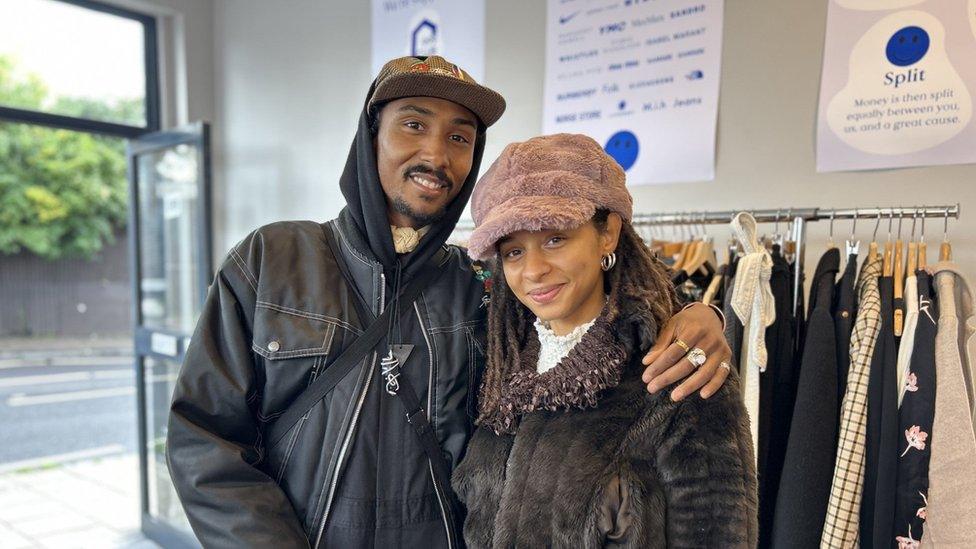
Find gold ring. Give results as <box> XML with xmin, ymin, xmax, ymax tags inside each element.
<box><xmin>674</xmin><ymin>338</ymin><xmax>690</xmax><ymax>353</ymax></box>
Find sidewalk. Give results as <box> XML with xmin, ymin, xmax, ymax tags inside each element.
<box><xmin>0</xmin><ymin>454</ymin><xmax>159</xmax><ymax>548</ymax></box>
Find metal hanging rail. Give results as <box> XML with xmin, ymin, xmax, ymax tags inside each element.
<box><xmin>633</xmin><ymin>204</ymin><xmax>960</xmax><ymax>317</ymax></box>
<box><xmin>632</xmin><ymin>204</ymin><xmax>959</xmax><ymax>225</ymax></box>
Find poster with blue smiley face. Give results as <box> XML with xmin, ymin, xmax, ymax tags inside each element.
<box><xmin>604</xmin><ymin>130</ymin><xmax>640</xmax><ymax>171</ymax></box>
<box><xmin>885</xmin><ymin>25</ymin><xmax>930</xmax><ymax>66</ymax></box>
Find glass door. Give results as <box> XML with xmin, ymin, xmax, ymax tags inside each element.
<box><xmin>127</xmin><ymin>122</ymin><xmax>211</xmax><ymax>548</ymax></box>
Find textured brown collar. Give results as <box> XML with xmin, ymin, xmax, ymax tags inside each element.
<box><xmin>482</xmin><ymin>313</ymin><xmax>629</xmax><ymax>435</ymax></box>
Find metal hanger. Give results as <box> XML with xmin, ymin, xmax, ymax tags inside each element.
<box><xmin>827</xmin><ymin>209</ymin><xmax>836</xmax><ymax>249</ymax></box>
<box><xmin>784</xmin><ymin>208</ymin><xmax>797</xmax><ymax>263</ymax></box>
<box><xmin>869</xmin><ymin>209</ymin><xmax>881</xmax><ymax>261</ymax></box>
<box><xmin>846</xmin><ymin>208</ymin><xmax>860</xmax><ymax>256</ymax></box>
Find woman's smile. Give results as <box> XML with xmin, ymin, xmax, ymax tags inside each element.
<box><xmin>526</xmin><ymin>283</ymin><xmax>565</xmax><ymax>305</ymax></box>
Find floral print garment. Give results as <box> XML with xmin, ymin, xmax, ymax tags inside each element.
<box><xmin>893</xmin><ymin>271</ymin><xmax>938</xmax><ymax>547</ymax></box>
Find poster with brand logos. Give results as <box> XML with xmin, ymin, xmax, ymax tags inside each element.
<box><xmin>816</xmin><ymin>0</ymin><xmax>976</xmax><ymax>172</ymax></box>
<box><xmin>372</xmin><ymin>0</ymin><xmax>485</xmax><ymax>80</ymax></box>
<box><xmin>543</xmin><ymin>0</ymin><xmax>725</xmax><ymax>185</ymax></box>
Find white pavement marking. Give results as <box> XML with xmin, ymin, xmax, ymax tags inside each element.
<box><xmin>0</xmin><ymin>356</ymin><xmax>133</xmax><ymax>370</ymax></box>
<box><xmin>0</xmin><ymin>370</ymin><xmax>133</xmax><ymax>388</ymax></box>
<box><xmin>0</xmin><ymin>444</ymin><xmax>126</xmax><ymax>474</ymax></box>
<box><xmin>6</xmin><ymin>386</ymin><xmax>135</xmax><ymax>407</ymax></box>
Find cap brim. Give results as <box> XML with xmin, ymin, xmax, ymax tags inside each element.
<box><xmin>467</xmin><ymin>195</ymin><xmax>596</xmax><ymax>261</ymax></box>
<box><xmin>370</xmin><ymin>73</ymin><xmax>506</xmax><ymax>127</ymax></box>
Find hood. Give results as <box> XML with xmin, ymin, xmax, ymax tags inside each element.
<box><xmin>337</xmin><ymin>78</ymin><xmax>487</xmax><ymax>281</ymax></box>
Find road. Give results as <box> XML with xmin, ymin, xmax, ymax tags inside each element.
<box><xmin>0</xmin><ymin>356</ymin><xmax>142</xmax><ymax>467</ymax></box>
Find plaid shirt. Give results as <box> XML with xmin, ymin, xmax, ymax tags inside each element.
<box><xmin>821</xmin><ymin>253</ymin><xmax>882</xmax><ymax>548</ymax></box>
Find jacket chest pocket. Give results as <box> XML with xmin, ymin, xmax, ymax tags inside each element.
<box><xmin>251</xmin><ymin>304</ymin><xmax>340</xmax><ymax>433</ymax></box>
<box><xmin>251</xmin><ymin>304</ymin><xmax>346</xmax><ymax>485</ymax></box>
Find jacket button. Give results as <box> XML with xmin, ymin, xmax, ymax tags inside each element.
<box><xmin>268</xmin><ymin>340</ymin><xmax>280</xmax><ymax>352</ymax></box>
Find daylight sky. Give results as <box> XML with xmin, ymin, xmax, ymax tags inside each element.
<box><xmin>0</xmin><ymin>0</ymin><xmax>146</xmax><ymax>104</ymax></box>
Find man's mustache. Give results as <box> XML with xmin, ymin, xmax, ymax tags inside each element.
<box><xmin>403</xmin><ymin>165</ymin><xmax>454</xmax><ymax>190</ymax></box>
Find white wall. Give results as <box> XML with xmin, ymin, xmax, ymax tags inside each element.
<box><xmin>207</xmin><ymin>0</ymin><xmax>976</xmax><ymax>276</ymax></box>
<box><xmin>212</xmin><ymin>0</ymin><xmax>370</xmax><ymax>254</ymax></box>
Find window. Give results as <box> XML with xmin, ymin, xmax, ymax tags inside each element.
<box><xmin>0</xmin><ymin>0</ymin><xmax>159</xmax><ymax>136</ymax></box>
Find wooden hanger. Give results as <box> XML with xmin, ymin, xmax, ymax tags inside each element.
<box><xmin>906</xmin><ymin>210</ymin><xmax>918</xmax><ymax>276</ymax></box>
<box><xmin>940</xmin><ymin>207</ymin><xmax>953</xmax><ymax>261</ymax></box>
<box><xmin>893</xmin><ymin>212</ymin><xmax>905</xmax><ymax>336</ymax></box>
<box><xmin>883</xmin><ymin>242</ymin><xmax>894</xmax><ymax>276</ymax></box>
<box><xmin>701</xmin><ymin>246</ymin><xmax>724</xmax><ymax>305</ymax></box>
<box><xmin>703</xmin><ymin>238</ymin><xmax>737</xmax><ymax>305</ymax></box>
<box><xmin>672</xmin><ymin>240</ymin><xmax>693</xmax><ymax>271</ymax></box>
<box><xmin>918</xmin><ymin>212</ymin><xmax>928</xmax><ymax>270</ymax></box>
<box><xmin>906</xmin><ymin>241</ymin><xmax>918</xmax><ymax>274</ymax></box>
<box><xmin>882</xmin><ymin>211</ymin><xmax>894</xmax><ymax>276</ymax></box>
<box><xmin>683</xmin><ymin>237</ymin><xmax>715</xmax><ymax>276</ymax></box>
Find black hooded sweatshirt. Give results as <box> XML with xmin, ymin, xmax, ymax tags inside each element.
<box><xmin>318</xmin><ymin>82</ymin><xmax>489</xmax><ymax>547</ymax></box>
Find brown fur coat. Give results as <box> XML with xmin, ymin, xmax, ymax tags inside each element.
<box><xmin>452</xmin><ymin>311</ymin><xmax>758</xmax><ymax>548</ymax></box>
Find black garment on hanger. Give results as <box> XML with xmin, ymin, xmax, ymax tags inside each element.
<box><xmin>712</xmin><ymin>262</ymin><xmax>731</xmax><ymax>306</ymax></box>
<box><xmin>892</xmin><ymin>270</ymin><xmax>938</xmax><ymax>546</ymax></box>
<box><xmin>834</xmin><ymin>253</ymin><xmax>859</xmax><ymax>415</ymax></box>
<box><xmin>791</xmin><ymin>257</ymin><xmax>807</xmax><ymax>365</ymax></box>
<box><xmin>757</xmin><ymin>247</ymin><xmax>798</xmax><ymax>549</ymax></box>
<box><xmin>672</xmin><ymin>263</ymin><xmax>715</xmax><ymax>305</ymax></box>
<box><xmin>770</xmin><ymin>248</ymin><xmax>840</xmax><ymax>549</ymax></box>
<box><xmin>723</xmin><ymin>255</ymin><xmax>744</xmax><ymax>374</ymax></box>
<box><xmin>861</xmin><ymin>275</ymin><xmax>900</xmax><ymax>547</ymax></box>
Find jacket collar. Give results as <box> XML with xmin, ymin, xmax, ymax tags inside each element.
<box><xmin>481</xmin><ymin>310</ymin><xmax>628</xmax><ymax>435</ymax></box>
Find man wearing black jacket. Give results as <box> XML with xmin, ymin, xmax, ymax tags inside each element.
<box><xmin>166</xmin><ymin>55</ymin><xmax>733</xmax><ymax>548</ymax></box>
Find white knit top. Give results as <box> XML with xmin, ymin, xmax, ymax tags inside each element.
<box><xmin>533</xmin><ymin>317</ymin><xmax>598</xmax><ymax>374</ymax></box>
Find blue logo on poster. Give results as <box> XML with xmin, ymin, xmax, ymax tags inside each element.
<box><xmin>885</xmin><ymin>26</ymin><xmax>929</xmax><ymax>67</ymax></box>
<box><xmin>604</xmin><ymin>131</ymin><xmax>639</xmax><ymax>171</ymax></box>
<box><xmin>412</xmin><ymin>19</ymin><xmax>438</xmax><ymax>56</ymax></box>
<box><xmin>559</xmin><ymin>11</ymin><xmax>579</xmax><ymax>24</ymax></box>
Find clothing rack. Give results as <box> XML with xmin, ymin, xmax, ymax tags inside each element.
<box><xmin>633</xmin><ymin>204</ymin><xmax>960</xmax><ymax>316</ymax></box>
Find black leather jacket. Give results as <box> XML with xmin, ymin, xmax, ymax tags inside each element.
<box><xmin>166</xmin><ymin>215</ymin><xmax>487</xmax><ymax>548</ymax></box>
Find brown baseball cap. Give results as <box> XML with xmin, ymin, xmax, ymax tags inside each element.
<box><xmin>368</xmin><ymin>55</ymin><xmax>506</xmax><ymax>127</ymax></box>
<box><xmin>467</xmin><ymin>133</ymin><xmax>633</xmax><ymax>261</ymax></box>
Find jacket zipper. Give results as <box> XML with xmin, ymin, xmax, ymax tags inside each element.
<box><xmin>276</xmin><ymin>357</ymin><xmax>324</xmax><ymax>483</ymax></box>
<box><xmin>312</xmin><ymin>273</ymin><xmax>385</xmax><ymax>548</ymax></box>
<box><xmin>415</xmin><ymin>303</ymin><xmax>454</xmax><ymax>549</ymax></box>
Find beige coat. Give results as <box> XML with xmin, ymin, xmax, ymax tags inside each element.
<box><xmin>921</xmin><ymin>262</ymin><xmax>976</xmax><ymax>547</ymax></box>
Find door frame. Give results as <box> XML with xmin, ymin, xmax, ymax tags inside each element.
<box><xmin>126</xmin><ymin>121</ymin><xmax>211</xmax><ymax>548</ymax></box>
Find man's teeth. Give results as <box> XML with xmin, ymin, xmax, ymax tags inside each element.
<box><xmin>411</xmin><ymin>175</ymin><xmax>444</xmax><ymax>190</ymax></box>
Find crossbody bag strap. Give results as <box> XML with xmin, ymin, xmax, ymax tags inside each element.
<box><xmin>264</xmin><ymin>224</ymin><xmax>438</xmax><ymax>448</ymax></box>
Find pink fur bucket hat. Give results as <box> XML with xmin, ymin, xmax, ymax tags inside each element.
<box><xmin>467</xmin><ymin>133</ymin><xmax>633</xmax><ymax>261</ymax></box>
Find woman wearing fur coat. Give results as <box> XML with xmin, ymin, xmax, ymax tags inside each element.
<box><xmin>452</xmin><ymin>133</ymin><xmax>758</xmax><ymax>548</ymax></box>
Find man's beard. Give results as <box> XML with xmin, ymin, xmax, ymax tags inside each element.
<box><xmin>391</xmin><ymin>164</ymin><xmax>456</xmax><ymax>227</ymax></box>
<box><xmin>391</xmin><ymin>195</ymin><xmax>448</xmax><ymax>227</ymax></box>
